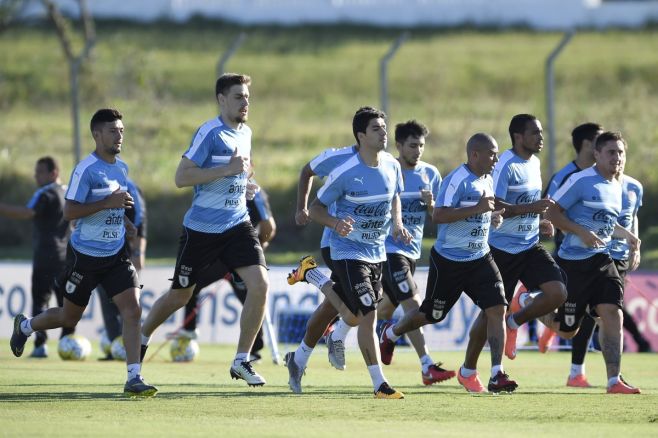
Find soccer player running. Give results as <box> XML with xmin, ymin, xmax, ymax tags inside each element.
<box><xmin>540</xmin><ymin>131</ymin><xmax>641</xmax><ymax>394</ymax></box>
<box><xmin>0</xmin><ymin>156</ymin><xmax>73</xmax><ymax>358</ymax></box>
<box><xmin>374</xmin><ymin>120</ymin><xmax>455</xmax><ymax>385</ymax></box>
<box><xmin>379</xmin><ymin>133</ymin><xmax>516</xmax><ymax>394</ymax></box>
<box><xmin>287</xmin><ymin>106</ymin><xmax>412</xmax><ymax>399</ymax></box>
<box><xmin>139</xmin><ymin>73</ymin><xmax>270</xmax><ymax>386</ymax></box>
<box><xmin>483</xmin><ymin>114</ymin><xmax>568</xmax><ymax>363</ymax></box>
<box><xmin>539</xmin><ymin>122</ymin><xmax>602</xmax><ymax>353</ymax></box>
<box><xmin>9</xmin><ymin>108</ymin><xmax>157</xmax><ymax>397</ymax></box>
<box><xmin>563</xmin><ymin>141</ymin><xmax>649</xmax><ymax>387</ymax></box>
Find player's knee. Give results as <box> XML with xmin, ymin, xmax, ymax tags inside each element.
<box><xmin>121</xmin><ymin>305</ymin><xmax>142</xmax><ymax>323</ymax></box>
<box><xmin>484</xmin><ymin>304</ymin><xmax>505</xmax><ymax>319</ymax></box>
<box><xmin>342</xmin><ymin>314</ymin><xmax>360</xmax><ymax>327</ymax></box>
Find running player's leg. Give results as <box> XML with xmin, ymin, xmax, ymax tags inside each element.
<box><xmin>567</xmin><ymin>314</ymin><xmax>596</xmax><ymax>387</ymax></box>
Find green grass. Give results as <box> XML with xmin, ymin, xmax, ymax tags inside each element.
<box><xmin>0</xmin><ymin>342</ymin><xmax>656</xmax><ymax>437</ymax></box>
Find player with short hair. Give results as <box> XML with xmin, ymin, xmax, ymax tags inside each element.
<box><xmin>379</xmin><ymin>133</ymin><xmax>517</xmax><ymax>394</ymax></box>
<box><xmin>9</xmin><ymin>108</ymin><xmax>157</xmax><ymax>397</ymax></box>
<box><xmin>0</xmin><ymin>156</ymin><xmax>73</xmax><ymax>358</ymax></box>
<box><xmin>540</xmin><ymin>131</ymin><xmax>641</xmax><ymax>394</ymax></box>
<box><xmin>331</xmin><ymin>119</ymin><xmax>455</xmax><ymax>384</ymax></box>
<box><xmin>287</xmin><ymin>106</ymin><xmax>411</xmax><ymax>399</ymax></box>
<box><xmin>139</xmin><ymin>73</ymin><xmax>270</xmax><ymax>386</ymax></box>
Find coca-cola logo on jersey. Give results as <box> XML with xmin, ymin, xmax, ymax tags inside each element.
<box><xmin>593</xmin><ymin>209</ymin><xmax>616</xmax><ymax>223</ymax></box>
<box><xmin>354</xmin><ymin>201</ymin><xmax>388</xmax><ymax>217</ymax></box>
<box><xmin>515</xmin><ymin>192</ymin><xmax>539</xmax><ymax>204</ymax></box>
<box><xmin>402</xmin><ymin>199</ymin><xmax>426</xmax><ymax>213</ymax></box>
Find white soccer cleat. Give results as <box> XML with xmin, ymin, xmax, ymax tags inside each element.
<box><xmin>230</xmin><ymin>360</ymin><xmax>266</xmax><ymax>387</ymax></box>
<box><xmin>327</xmin><ymin>331</ymin><xmax>346</xmax><ymax>370</ymax></box>
<box><xmin>284</xmin><ymin>351</ymin><xmax>305</xmax><ymax>394</ymax></box>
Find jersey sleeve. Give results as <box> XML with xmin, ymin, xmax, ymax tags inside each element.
<box><xmin>431</xmin><ymin>169</ymin><xmax>442</xmax><ymax>199</ymax></box>
<box><xmin>183</xmin><ymin>128</ymin><xmax>214</xmax><ymax>167</ymax></box>
<box><xmin>65</xmin><ymin>167</ymin><xmax>91</xmax><ymax>203</ymax></box>
<box><xmin>552</xmin><ymin>175</ymin><xmax>581</xmax><ymax>211</ymax></box>
<box><xmin>317</xmin><ymin>172</ymin><xmax>344</xmax><ymax>207</ymax></box>
<box><xmin>492</xmin><ymin>163</ymin><xmax>511</xmax><ymax>200</ymax></box>
<box><xmin>310</xmin><ymin>149</ymin><xmax>342</xmax><ymax>177</ymax></box>
<box><xmin>437</xmin><ymin>178</ymin><xmax>463</xmax><ymax>208</ymax></box>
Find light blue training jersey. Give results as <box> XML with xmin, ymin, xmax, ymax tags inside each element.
<box><xmin>434</xmin><ymin>164</ymin><xmax>493</xmax><ymax>262</ymax></box>
<box><xmin>384</xmin><ymin>161</ymin><xmax>441</xmax><ymax>259</ymax></box>
<box><xmin>182</xmin><ymin>116</ymin><xmax>251</xmax><ymax>234</ymax></box>
<box><xmin>609</xmin><ymin>174</ymin><xmax>643</xmax><ymax>261</ymax></box>
<box><xmin>318</xmin><ymin>151</ymin><xmax>403</xmax><ymax>263</ymax></box>
<box><xmin>489</xmin><ymin>149</ymin><xmax>543</xmax><ymax>254</ymax></box>
<box><xmin>553</xmin><ymin>166</ymin><xmax>622</xmax><ymax>260</ymax></box>
<box><xmin>309</xmin><ymin>145</ymin><xmax>358</xmax><ymax>248</ymax></box>
<box><xmin>544</xmin><ymin>161</ymin><xmax>581</xmax><ymax>198</ymax></box>
<box><xmin>65</xmin><ymin>153</ymin><xmax>129</xmax><ymax>257</ymax></box>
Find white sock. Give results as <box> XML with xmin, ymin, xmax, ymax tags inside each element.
<box><xmin>368</xmin><ymin>364</ymin><xmax>386</xmax><ymax>390</ymax></box>
<box><xmin>420</xmin><ymin>354</ymin><xmax>434</xmax><ymax>374</ymax></box>
<box><xmin>385</xmin><ymin>325</ymin><xmax>400</xmax><ymax>342</ymax></box>
<box><xmin>570</xmin><ymin>363</ymin><xmax>585</xmax><ymax>378</ymax></box>
<box><xmin>608</xmin><ymin>375</ymin><xmax>620</xmax><ymax>387</ymax></box>
<box><xmin>127</xmin><ymin>363</ymin><xmax>141</xmax><ymax>381</ymax></box>
<box><xmin>491</xmin><ymin>364</ymin><xmax>504</xmax><ymax>377</ymax></box>
<box><xmin>305</xmin><ymin>268</ymin><xmax>331</xmax><ymax>290</ymax></box>
<box><xmin>506</xmin><ymin>314</ymin><xmax>520</xmax><ymax>330</ymax></box>
<box><xmin>331</xmin><ymin>319</ymin><xmax>351</xmax><ymax>342</ymax></box>
<box><xmin>234</xmin><ymin>352</ymin><xmax>249</xmax><ymax>365</ymax></box>
<box><xmin>294</xmin><ymin>341</ymin><xmax>314</xmax><ymax>369</ymax></box>
<box><xmin>20</xmin><ymin>318</ymin><xmax>34</xmax><ymax>336</ymax></box>
<box><xmin>518</xmin><ymin>292</ymin><xmax>530</xmax><ymax>308</ymax></box>
<box><xmin>141</xmin><ymin>333</ymin><xmax>151</xmax><ymax>346</ymax></box>
<box><xmin>460</xmin><ymin>366</ymin><xmax>476</xmax><ymax>378</ymax></box>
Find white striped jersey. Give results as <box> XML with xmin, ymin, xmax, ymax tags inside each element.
<box><xmin>318</xmin><ymin>151</ymin><xmax>403</xmax><ymax>263</ymax></box>
<box><xmin>609</xmin><ymin>174</ymin><xmax>643</xmax><ymax>261</ymax></box>
<box><xmin>489</xmin><ymin>149</ymin><xmax>543</xmax><ymax>254</ymax></box>
<box><xmin>434</xmin><ymin>164</ymin><xmax>493</xmax><ymax>262</ymax></box>
<box><xmin>182</xmin><ymin>116</ymin><xmax>251</xmax><ymax>233</ymax></box>
<box><xmin>552</xmin><ymin>166</ymin><xmax>622</xmax><ymax>260</ymax></box>
<box><xmin>65</xmin><ymin>153</ymin><xmax>129</xmax><ymax>257</ymax></box>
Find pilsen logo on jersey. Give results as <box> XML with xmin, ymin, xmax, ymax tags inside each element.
<box><xmin>65</xmin><ymin>271</ymin><xmax>83</xmax><ymax>294</ymax></box>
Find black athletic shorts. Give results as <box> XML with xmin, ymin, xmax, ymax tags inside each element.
<box><xmin>331</xmin><ymin>259</ymin><xmax>383</xmax><ymax>316</ymax></box>
<box><xmin>382</xmin><ymin>253</ymin><xmax>418</xmax><ymax>306</ymax></box>
<box><xmin>490</xmin><ymin>244</ymin><xmax>565</xmax><ymax>302</ymax></box>
<box><xmin>613</xmin><ymin>258</ymin><xmax>629</xmax><ymax>285</ymax></box>
<box><xmin>321</xmin><ymin>246</ymin><xmax>344</xmax><ymax>300</ymax></box>
<box><xmin>56</xmin><ymin>242</ymin><xmax>140</xmax><ymax>307</ymax></box>
<box><xmin>555</xmin><ymin>253</ymin><xmax>623</xmax><ymax>332</ymax></box>
<box><xmin>171</xmin><ymin>222</ymin><xmax>266</xmax><ymax>290</ymax></box>
<box><xmin>419</xmin><ymin>248</ymin><xmax>506</xmax><ymax>323</ymax></box>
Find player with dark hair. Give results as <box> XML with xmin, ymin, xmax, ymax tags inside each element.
<box><xmin>537</xmin><ymin>131</ymin><xmax>641</xmax><ymax>394</ymax></box>
<box><xmin>379</xmin><ymin>133</ymin><xmax>516</xmax><ymax>394</ymax></box>
<box><xmin>9</xmin><ymin>108</ymin><xmax>157</xmax><ymax>396</ymax></box>
<box><xmin>139</xmin><ymin>73</ymin><xmax>271</xmax><ymax>387</ymax></box>
<box><xmin>0</xmin><ymin>156</ymin><xmax>73</xmax><ymax>358</ymax></box>
<box><xmin>287</xmin><ymin>106</ymin><xmax>411</xmax><ymax>399</ymax></box>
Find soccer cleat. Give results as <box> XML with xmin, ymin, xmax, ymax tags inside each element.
<box><xmin>422</xmin><ymin>362</ymin><xmax>456</xmax><ymax>385</ymax></box>
<box><xmin>284</xmin><ymin>351</ymin><xmax>305</xmax><ymax>394</ymax></box>
<box><xmin>374</xmin><ymin>382</ymin><xmax>404</xmax><ymax>399</ymax></box>
<box><xmin>29</xmin><ymin>344</ymin><xmax>48</xmax><ymax>358</ymax></box>
<box><xmin>567</xmin><ymin>374</ymin><xmax>592</xmax><ymax>388</ymax></box>
<box><xmin>379</xmin><ymin>322</ymin><xmax>397</xmax><ymax>365</ymax></box>
<box><xmin>326</xmin><ymin>331</ymin><xmax>346</xmax><ymax>371</ymax></box>
<box><xmin>140</xmin><ymin>344</ymin><xmax>149</xmax><ymax>362</ymax></box>
<box><xmin>10</xmin><ymin>314</ymin><xmax>29</xmax><ymax>357</ymax></box>
<box><xmin>488</xmin><ymin>371</ymin><xmax>518</xmax><ymax>393</ymax></box>
<box><xmin>457</xmin><ymin>368</ymin><xmax>486</xmax><ymax>393</ymax></box>
<box><xmin>230</xmin><ymin>360</ymin><xmax>266</xmax><ymax>387</ymax></box>
<box><xmin>287</xmin><ymin>255</ymin><xmax>318</xmax><ymax>285</ymax></box>
<box><xmin>124</xmin><ymin>375</ymin><xmax>158</xmax><ymax>397</ymax></box>
<box><xmin>538</xmin><ymin>327</ymin><xmax>556</xmax><ymax>353</ymax></box>
<box><xmin>505</xmin><ymin>317</ymin><xmax>518</xmax><ymax>360</ymax></box>
<box><xmin>607</xmin><ymin>376</ymin><xmax>641</xmax><ymax>394</ymax></box>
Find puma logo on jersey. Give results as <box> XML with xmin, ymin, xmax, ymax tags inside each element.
<box><xmin>353</xmin><ymin>177</ymin><xmax>364</xmax><ymax>184</ymax></box>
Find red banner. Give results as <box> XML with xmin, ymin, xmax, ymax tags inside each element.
<box><xmin>623</xmin><ymin>272</ymin><xmax>658</xmax><ymax>352</ymax></box>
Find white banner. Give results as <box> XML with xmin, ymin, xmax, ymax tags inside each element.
<box><xmin>0</xmin><ymin>262</ymin><xmax>516</xmax><ymax>350</ymax></box>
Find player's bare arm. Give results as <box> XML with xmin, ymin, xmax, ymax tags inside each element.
<box><xmin>174</xmin><ymin>153</ymin><xmax>249</xmax><ymax>188</ymax></box>
<box><xmin>390</xmin><ymin>194</ymin><xmax>412</xmax><ymax>244</ymax></box>
<box><xmin>545</xmin><ymin>202</ymin><xmax>604</xmax><ymax>248</ymax></box>
<box><xmin>63</xmin><ymin>189</ymin><xmax>133</xmax><ymax>221</ymax></box>
<box><xmin>0</xmin><ymin>202</ymin><xmax>35</xmax><ymax>220</ymax></box>
<box><xmin>295</xmin><ymin>162</ymin><xmax>316</xmax><ymax>225</ymax></box>
<box><xmin>433</xmin><ymin>194</ymin><xmax>496</xmax><ymax>224</ymax></box>
<box><xmin>496</xmin><ymin>197</ymin><xmax>553</xmax><ymax>218</ymax></box>
<box><xmin>308</xmin><ymin>198</ymin><xmax>354</xmax><ymax>237</ymax></box>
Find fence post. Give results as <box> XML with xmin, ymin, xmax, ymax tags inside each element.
<box><xmin>217</xmin><ymin>32</ymin><xmax>248</xmax><ymax>77</ymax></box>
<box><xmin>380</xmin><ymin>32</ymin><xmax>409</xmax><ymax>117</ymax></box>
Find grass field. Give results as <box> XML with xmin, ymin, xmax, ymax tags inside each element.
<box><xmin>1</xmin><ymin>342</ymin><xmax>656</xmax><ymax>437</ymax></box>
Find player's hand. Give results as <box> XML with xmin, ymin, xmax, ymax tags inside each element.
<box><xmin>333</xmin><ymin>216</ymin><xmax>354</xmax><ymax>237</ymax></box>
<box><xmin>420</xmin><ymin>189</ymin><xmax>434</xmax><ymax>209</ymax></box>
<box><xmin>528</xmin><ymin>198</ymin><xmax>555</xmax><ymax>214</ymax></box>
<box><xmin>393</xmin><ymin>223</ymin><xmax>412</xmax><ymax>244</ymax></box>
<box><xmin>477</xmin><ymin>195</ymin><xmax>496</xmax><ymax>214</ymax></box>
<box><xmin>579</xmin><ymin>230</ymin><xmax>605</xmax><ymax>248</ymax></box>
<box><xmin>539</xmin><ymin>219</ymin><xmax>555</xmax><ymax>237</ymax></box>
<box><xmin>246</xmin><ymin>181</ymin><xmax>260</xmax><ymax>201</ymax></box>
<box><xmin>627</xmin><ymin>234</ymin><xmax>641</xmax><ymax>252</ymax></box>
<box><xmin>106</xmin><ymin>188</ymin><xmax>134</xmax><ymax>209</ymax></box>
<box><xmin>295</xmin><ymin>209</ymin><xmax>311</xmax><ymax>226</ymax></box>
<box><xmin>629</xmin><ymin>249</ymin><xmax>641</xmax><ymax>271</ymax></box>
<box><xmin>491</xmin><ymin>208</ymin><xmax>505</xmax><ymax>229</ymax></box>
<box><xmin>225</xmin><ymin>149</ymin><xmax>250</xmax><ymax>176</ymax></box>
